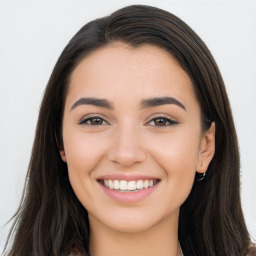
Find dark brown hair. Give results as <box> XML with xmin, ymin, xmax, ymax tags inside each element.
<box><xmin>4</xmin><ymin>5</ymin><xmax>250</xmax><ymax>256</ymax></box>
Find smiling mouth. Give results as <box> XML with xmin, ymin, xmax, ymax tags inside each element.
<box><xmin>98</xmin><ymin>179</ymin><xmax>159</xmax><ymax>192</ymax></box>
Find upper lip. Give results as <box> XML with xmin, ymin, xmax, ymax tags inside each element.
<box><xmin>97</xmin><ymin>174</ymin><xmax>160</xmax><ymax>181</ymax></box>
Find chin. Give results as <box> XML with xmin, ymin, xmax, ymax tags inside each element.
<box><xmin>108</xmin><ymin>220</ymin><xmax>155</xmax><ymax>234</ymax></box>
<box><xmin>88</xmin><ymin>206</ymin><xmax>179</xmax><ymax>235</ymax></box>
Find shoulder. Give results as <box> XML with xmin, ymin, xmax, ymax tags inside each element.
<box><xmin>246</xmin><ymin>244</ymin><xmax>256</xmax><ymax>256</ymax></box>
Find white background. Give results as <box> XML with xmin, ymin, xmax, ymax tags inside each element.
<box><xmin>0</xmin><ymin>0</ymin><xmax>255</xmax><ymax>252</ymax></box>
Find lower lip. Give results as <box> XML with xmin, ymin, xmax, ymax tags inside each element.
<box><xmin>98</xmin><ymin>181</ymin><xmax>159</xmax><ymax>204</ymax></box>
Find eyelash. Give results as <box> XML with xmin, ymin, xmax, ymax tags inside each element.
<box><xmin>79</xmin><ymin>115</ymin><xmax>178</xmax><ymax>127</ymax></box>
<box><xmin>147</xmin><ymin>116</ymin><xmax>178</xmax><ymax>127</ymax></box>
<box><xmin>79</xmin><ymin>116</ymin><xmax>109</xmax><ymax>126</ymax></box>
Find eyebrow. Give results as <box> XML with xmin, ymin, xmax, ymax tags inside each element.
<box><xmin>70</xmin><ymin>97</ymin><xmax>114</xmax><ymax>111</ymax></box>
<box><xmin>140</xmin><ymin>97</ymin><xmax>186</xmax><ymax>111</ymax></box>
<box><xmin>70</xmin><ymin>96</ymin><xmax>186</xmax><ymax>111</ymax></box>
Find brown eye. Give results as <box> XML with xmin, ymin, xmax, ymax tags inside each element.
<box><xmin>90</xmin><ymin>118</ymin><xmax>103</xmax><ymax>125</ymax></box>
<box><xmin>148</xmin><ymin>117</ymin><xmax>178</xmax><ymax>127</ymax></box>
<box><xmin>154</xmin><ymin>118</ymin><xmax>168</xmax><ymax>126</ymax></box>
<box><xmin>79</xmin><ymin>117</ymin><xmax>108</xmax><ymax>126</ymax></box>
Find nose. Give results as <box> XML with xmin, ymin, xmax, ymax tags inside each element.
<box><xmin>107</xmin><ymin>125</ymin><xmax>147</xmax><ymax>167</ymax></box>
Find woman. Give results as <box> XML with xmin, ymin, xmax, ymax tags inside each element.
<box><xmin>3</xmin><ymin>5</ymin><xmax>255</xmax><ymax>256</ymax></box>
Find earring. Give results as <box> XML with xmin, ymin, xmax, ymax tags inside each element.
<box><xmin>196</xmin><ymin>172</ymin><xmax>206</xmax><ymax>181</ymax></box>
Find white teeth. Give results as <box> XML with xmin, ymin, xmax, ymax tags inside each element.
<box><xmin>101</xmin><ymin>179</ymin><xmax>158</xmax><ymax>191</ymax></box>
<box><xmin>127</xmin><ymin>181</ymin><xmax>137</xmax><ymax>190</ymax></box>
<box><xmin>113</xmin><ymin>180</ymin><xmax>119</xmax><ymax>190</ymax></box>
<box><xmin>119</xmin><ymin>180</ymin><xmax>128</xmax><ymax>190</ymax></box>
<box><xmin>144</xmin><ymin>180</ymin><xmax>149</xmax><ymax>188</ymax></box>
<box><xmin>108</xmin><ymin>180</ymin><xmax>114</xmax><ymax>189</ymax></box>
<box><xmin>136</xmin><ymin>180</ymin><xmax>144</xmax><ymax>189</ymax></box>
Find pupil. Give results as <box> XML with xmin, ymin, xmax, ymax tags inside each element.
<box><xmin>92</xmin><ymin>118</ymin><xmax>102</xmax><ymax>125</ymax></box>
<box><xmin>155</xmin><ymin>118</ymin><xmax>166</xmax><ymax>126</ymax></box>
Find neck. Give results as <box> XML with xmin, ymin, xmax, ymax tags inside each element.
<box><xmin>89</xmin><ymin>211</ymin><xmax>181</xmax><ymax>256</ymax></box>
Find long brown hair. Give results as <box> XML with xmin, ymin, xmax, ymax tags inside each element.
<box><xmin>4</xmin><ymin>5</ymin><xmax>250</xmax><ymax>256</ymax></box>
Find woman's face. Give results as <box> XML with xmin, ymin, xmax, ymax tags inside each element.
<box><xmin>60</xmin><ymin>43</ymin><xmax>215</xmax><ymax>233</ymax></box>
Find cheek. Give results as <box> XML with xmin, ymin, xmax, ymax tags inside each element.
<box><xmin>149</xmin><ymin>129</ymin><xmax>200</xmax><ymax>170</ymax></box>
<box><xmin>62</xmin><ymin>131</ymin><xmax>108</xmax><ymax>200</ymax></box>
<box><xmin>146</xmin><ymin>128</ymin><xmax>200</xmax><ymax>196</ymax></box>
<box><xmin>63</xmin><ymin>131</ymin><xmax>106</xmax><ymax>172</ymax></box>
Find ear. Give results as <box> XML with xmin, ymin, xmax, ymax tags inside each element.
<box><xmin>59</xmin><ymin>148</ymin><xmax>67</xmax><ymax>162</ymax></box>
<box><xmin>55</xmin><ymin>131</ymin><xmax>67</xmax><ymax>162</ymax></box>
<box><xmin>197</xmin><ymin>122</ymin><xmax>215</xmax><ymax>173</ymax></box>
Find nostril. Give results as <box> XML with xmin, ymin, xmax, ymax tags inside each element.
<box><xmin>107</xmin><ymin>147</ymin><xmax>146</xmax><ymax>167</ymax></box>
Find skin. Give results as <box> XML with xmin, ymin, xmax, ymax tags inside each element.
<box><xmin>60</xmin><ymin>42</ymin><xmax>215</xmax><ymax>256</ymax></box>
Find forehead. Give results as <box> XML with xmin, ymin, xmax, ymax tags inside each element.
<box><xmin>67</xmin><ymin>42</ymin><xmax>197</xmax><ymax>109</ymax></box>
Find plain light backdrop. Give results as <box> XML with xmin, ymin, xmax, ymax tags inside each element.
<box><xmin>0</xmin><ymin>0</ymin><xmax>255</xmax><ymax>251</ymax></box>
